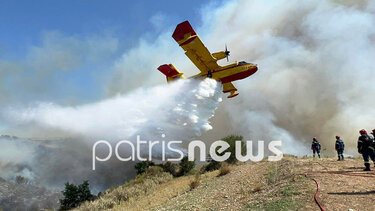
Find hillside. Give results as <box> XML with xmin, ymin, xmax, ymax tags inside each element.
<box><xmin>76</xmin><ymin>156</ymin><xmax>375</xmax><ymax>211</ymax></box>
<box><xmin>0</xmin><ymin>178</ymin><xmax>61</xmax><ymax>210</ymax></box>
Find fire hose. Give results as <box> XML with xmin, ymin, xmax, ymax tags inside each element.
<box><xmin>304</xmin><ymin>173</ymin><xmax>325</xmax><ymax>211</ymax></box>
<box><xmin>304</xmin><ymin>171</ymin><xmax>375</xmax><ymax>211</ymax></box>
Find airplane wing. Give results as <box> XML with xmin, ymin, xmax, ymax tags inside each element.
<box><xmin>172</xmin><ymin>21</ymin><xmax>220</xmax><ymax>74</ymax></box>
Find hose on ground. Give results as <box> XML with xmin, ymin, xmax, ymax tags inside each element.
<box><xmin>304</xmin><ymin>173</ymin><xmax>325</xmax><ymax>211</ymax></box>
<box><xmin>304</xmin><ymin>170</ymin><xmax>375</xmax><ymax>211</ymax></box>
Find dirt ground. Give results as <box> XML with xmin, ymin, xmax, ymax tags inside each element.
<box><xmin>83</xmin><ymin>156</ymin><xmax>375</xmax><ymax>211</ymax></box>
<box><xmin>297</xmin><ymin>157</ymin><xmax>375</xmax><ymax>211</ymax></box>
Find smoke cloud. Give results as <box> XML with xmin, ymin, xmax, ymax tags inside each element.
<box><xmin>200</xmin><ymin>0</ymin><xmax>375</xmax><ymax>155</ymax></box>
<box><xmin>106</xmin><ymin>0</ymin><xmax>375</xmax><ymax>156</ymax></box>
<box><xmin>1</xmin><ymin>79</ymin><xmax>222</xmax><ymax>191</ymax></box>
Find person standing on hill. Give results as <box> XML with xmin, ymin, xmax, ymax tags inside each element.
<box><xmin>357</xmin><ymin>129</ymin><xmax>375</xmax><ymax>171</ymax></box>
<box><xmin>335</xmin><ymin>136</ymin><xmax>345</xmax><ymax>161</ymax></box>
<box><xmin>311</xmin><ymin>137</ymin><xmax>321</xmax><ymax>158</ymax></box>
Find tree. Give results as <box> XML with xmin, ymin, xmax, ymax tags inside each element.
<box><xmin>134</xmin><ymin>161</ymin><xmax>155</xmax><ymax>175</ymax></box>
<box><xmin>159</xmin><ymin>161</ymin><xmax>180</xmax><ymax>177</ymax></box>
<box><xmin>59</xmin><ymin>181</ymin><xmax>93</xmax><ymax>210</ymax></box>
<box><xmin>202</xmin><ymin>159</ymin><xmax>221</xmax><ymax>172</ymax></box>
<box><xmin>219</xmin><ymin>135</ymin><xmax>245</xmax><ymax>164</ymax></box>
<box><xmin>178</xmin><ymin>156</ymin><xmax>195</xmax><ymax>176</ymax></box>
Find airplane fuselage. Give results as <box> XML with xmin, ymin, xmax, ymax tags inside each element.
<box><xmin>190</xmin><ymin>62</ymin><xmax>258</xmax><ymax>84</ymax></box>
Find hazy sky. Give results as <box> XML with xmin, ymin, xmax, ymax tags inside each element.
<box><xmin>0</xmin><ymin>0</ymin><xmax>224</xmax><ymax>104</ymax></box>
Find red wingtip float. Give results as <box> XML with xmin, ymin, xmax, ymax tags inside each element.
<box><xmin>158</xmin><ymin>20</ymin><xmax>258</xmax><ymax>98</ymax></box>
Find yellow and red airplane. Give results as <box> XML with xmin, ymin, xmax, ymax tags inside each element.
<box><xmin>157</xmin><ymin>21</ymin><xmax>258</xmax><ymax>98</ymax></box>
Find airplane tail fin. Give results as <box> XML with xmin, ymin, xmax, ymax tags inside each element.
<box><xmin>157</xmin><ymin>64</ymin><xmax>184</xmax><ymax>82</ymax></box>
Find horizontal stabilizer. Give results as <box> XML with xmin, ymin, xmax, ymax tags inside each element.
<box><xmin>157</xmin><ymin>64</ymin><xmax>184</xmax><ymax>82</ymax></box>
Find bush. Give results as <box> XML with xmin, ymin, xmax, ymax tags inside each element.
<box><xmin>219</xmin><ymin>135</ymin><xmax>245</xmax><ymax>164</ymax></box>
<box><xmin>218</xmin><ymin>162</ymin><xmax>231</xmax><ymax>176</ymax></box>
<box><xmin>178</xmin><ymin>156</ymin><xmax>195</xmax><ymax>176</ymax></box>
<box><xmin>59</xmin><ymin>181</ymin><xmax>94</xmax><ymax>210</ymax></box>
<box><xmin>202</xmin><ymin>159</ymin><xmax>221</xmax><ymax>173</ymax></box>
<box><xmin>146</xmin><ymin>166</ymin><xmax>164</xmax><ymax>176</ymax></box>
<box><xmin>189</xmin><ymin>174</ymin><xmax>200</xmax><ymax>190</ymax></box>
<box><xmin>159</xmin><ymin>161</ymin><xmax>180</xmax><ymax>177</ymax></box>
<box><xmin>134</xmin><ymin>160</ymin><xmax>155</xmax><ymax>175</ymax></box>
<box><xmin>15</xmin><ymin>175</ymin><xmax>29</xmax><ymax>185</ymax></box>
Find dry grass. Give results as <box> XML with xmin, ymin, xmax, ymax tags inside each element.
<box><xmin>75</xmin><ymin>171</ymin><xmax>172</xmax><ymax>211</ymax></box>
<box><xmin>218</xmin><ymin>162</ymin><xmax>231</xmax><ymax>176</ymax></box>
<box><xmin>252</xmin><ymin>184</ymin><xmax>262</xmax><ymax>193</ymax></box>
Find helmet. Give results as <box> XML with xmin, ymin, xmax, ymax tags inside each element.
<box><xmin>336</xmin><ymin>136</ymin><xmax>340</xmax><ymax>139</ymax></box>
<box><xmin>359</xmin><ymin>129</ymin><xmax>367</xmax><ymax>135</ymax></box>
<box><xmin>313</xmin><ymin>137</ymin><xmax>317</xmax><ymax>141</ymax></box>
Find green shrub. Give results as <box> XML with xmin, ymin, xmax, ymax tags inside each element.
<box><xmin>178</xmin><ymin>156</ymin><xmax>195</xmax><ymax>176</ymax></box>
<box><xmin>220</xmin><ymin>135</ymin><xmax>245</xmax><ymax>164</ymax></box>
<box><xmin>59</xmin><ymin>181</ymin><xmax>94</xmax><ymax>210</ymax></box>
<box><xmin>134</xmin><ymin>160</ymin><xmax>155</xmax><ymax>175</ymax></box>
<box><xmin>202</xmin><ymin>159</ymin><xmax>221</xmax><ymax>173</ymax></box>
<box><xmin>159</xmin><ymin>161</ymin><xmax>180</xmax><ymax>177</ymax></box>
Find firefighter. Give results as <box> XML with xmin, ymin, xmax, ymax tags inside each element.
<box><xmin>335</xmin><ymin>136</ymin><xmax>344</xmax><ymax>161</ymax></box>
<box><xmin>311</xmin><ymin>137</ymin><xmax>321</xmax><ymax>158</ymax></box>
<box><xmin>357</xmin><ymin>129</ymin><xmax>375</xmax><ymax>171</ymax></box>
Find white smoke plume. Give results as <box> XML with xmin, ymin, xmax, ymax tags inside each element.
<box><xmin>0</xmin><ymin>79</ymin><xmax>221</xmax><ymax>190</ymax></box>
<box><xmin>3</xmin><ymin>78</ymin><xmax>221</xmax><ymax>142</ymax></box>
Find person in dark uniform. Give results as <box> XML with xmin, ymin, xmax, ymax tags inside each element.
<box><xmin>335</xmin><ymin>136</ymin><xmax>345</xmax><ymax>161</ymax></box>
<box><xmin>311</xmin><ymin>137</ymin><xmax>321</xmax><ymax>158</ymax></box>
<box><xmin>357</xmin><ymin>129</ymin><xmax>375</xmax><ymax>171</ymax></box>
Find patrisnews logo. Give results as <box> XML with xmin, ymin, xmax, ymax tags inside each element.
<box><xmin>92</xmin><ymin>135</ymin><xmax>283</xmax><ymax>170</ymax></box>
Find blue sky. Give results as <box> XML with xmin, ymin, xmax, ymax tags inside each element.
<box><xmin>0</xmin><ymin>0</ymin><xmax>225</xmax><ymax>104</ymax></box>
<box><xmin>0</xmin><ymin>0</ymin><xmax>220</xmax><ymax>58</ymax></box>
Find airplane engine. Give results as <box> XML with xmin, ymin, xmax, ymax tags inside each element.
<box><xmin>211</xmin><ymin>51</ymin><xmax>227</xmax><ymax>61</ymax></box>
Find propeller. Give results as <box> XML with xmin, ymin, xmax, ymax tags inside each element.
<box><xmin>225</xmin><ymin>44</ymin><xmax>230</xmax><ymax>62</ymax></box>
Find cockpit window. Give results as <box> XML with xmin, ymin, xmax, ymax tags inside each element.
<box><xmin>238</xmin><ymin>61</ymin><xmax>248</xmax><ymax>64</ymax></box>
